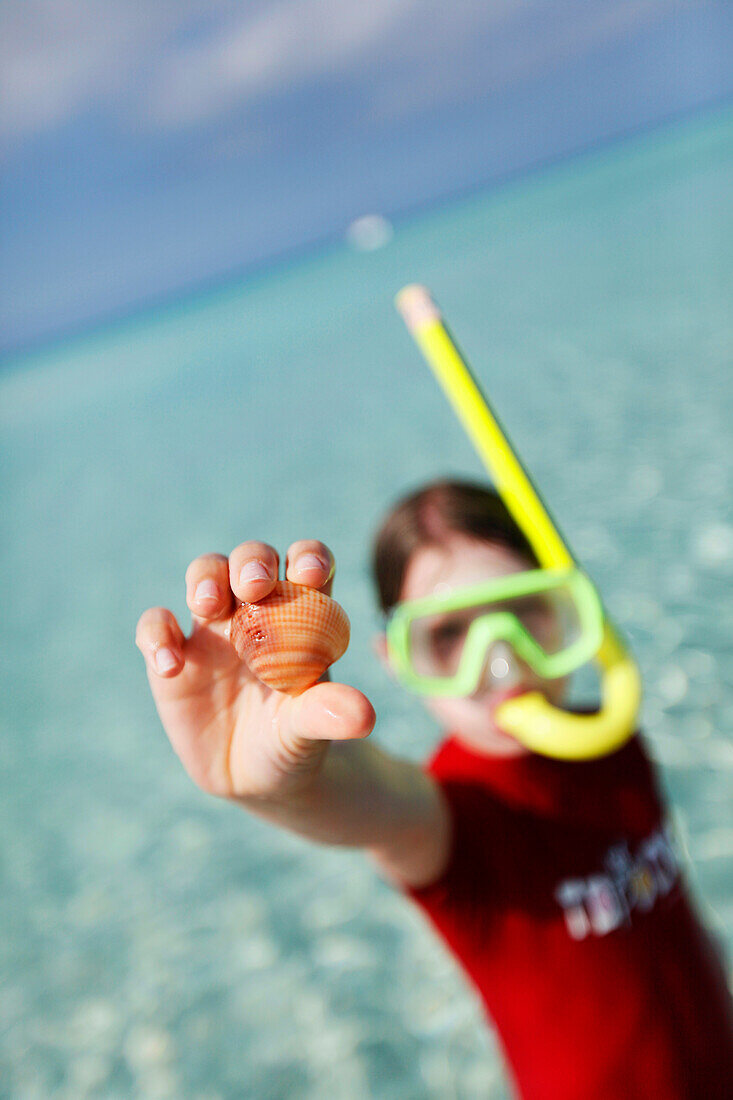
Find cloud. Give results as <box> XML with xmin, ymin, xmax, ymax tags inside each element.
<box><xmin>0</xmin><ymin>0</ymin><xmax>694</xmax><ymax>143</ymax></box>
<box><xmin>0</xmin><ymin>0</ymin><xmax>422</xmax><ymax>139</ymax></box>
<box><xmin>0</xmin><ymin>0</ymin><xmax>229</xmax><ymax>138</ymax></box>
<box><xmin>369</xmin><ymin>0</ymin><xmax>682</xmax><ymax>122</ymax></box>
<box><xmin>147</xmin><ymin>0</ymin><xmax>422</xmax><ymax>127</ymax></box>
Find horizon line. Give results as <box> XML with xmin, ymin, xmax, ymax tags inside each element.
<box><xmin>2</xmin><ymin>93</ymin><xmax>731</xmax><ymax>370</ymax></box>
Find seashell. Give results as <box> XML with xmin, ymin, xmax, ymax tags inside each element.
<box><xmin>229</xmin><ymin>580</ymin><xmax>350</xmax><ymax>695</ymax></box>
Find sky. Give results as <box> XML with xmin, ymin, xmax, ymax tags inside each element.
<box><xmin>2</xmin><ymin>0</ymin><xmax>733</xmax><ymax>356</ymax></box>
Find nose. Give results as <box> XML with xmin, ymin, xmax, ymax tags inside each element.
<box><xmin>475</xmin><ymin>640</ymin><xmax>523</xmax><ymax>692</ymax></box>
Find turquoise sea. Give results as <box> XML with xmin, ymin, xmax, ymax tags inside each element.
<box><xmin>2</xmin><ymin>105</ymin><xmax>733</xmax><ymax>1099</ymax></box>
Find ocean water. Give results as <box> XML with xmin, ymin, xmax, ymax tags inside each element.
<box><xmin>2</xmin><ymin>104</ymin><xmax>733</xmax><ymax>1099</ymax></box>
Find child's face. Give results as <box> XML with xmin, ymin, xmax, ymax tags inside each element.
<box><xmin>393</xmin><ymin>533</ymin><xmax>568</xmax><ymax>757</ymax></box>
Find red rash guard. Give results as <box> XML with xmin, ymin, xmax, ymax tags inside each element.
<box><xmin>406</xmin><ymin>733</ymin><xmax>733</xmax><ymax>1099</ymax></box>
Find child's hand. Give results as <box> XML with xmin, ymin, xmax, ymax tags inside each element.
<box><xmin>136</xmin><ymin>540</ymin><xmax>376</xmax><ymax>802</ymax></box>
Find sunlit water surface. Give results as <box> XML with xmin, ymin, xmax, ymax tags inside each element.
<box><xmin>2</xmin><ymin>106</ymin><xmax>733</xmax><ymax>1099</ymax></box>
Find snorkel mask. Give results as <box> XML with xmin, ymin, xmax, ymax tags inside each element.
<box><xmin>387</xmin><ymin>567</ymin><xmax>604</xmax><ymax>697</ymax></box>
<box><xmin>392</xmin><ymin>285</ymin><xmax>642</xmax><ymax>761</ymax></box>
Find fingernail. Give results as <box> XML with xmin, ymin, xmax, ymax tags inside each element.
<box><xmin>239</xmin><ymin>560</ymin><xmax>271</xmax><ymax>585</ymax></box>
<box><xmin>155</xmin><ymin>647</ymin><xmax>178</xmax><ymax>673</ymax></box>
<box><xmin>194</xmin><ymin>579</ymin><xmax>220</xmax><ymax>603</ymax></box>
<box><xmin>295</xmin><ymin>553</ymin><xmax>328</xmax><ymax>575</ymax></box>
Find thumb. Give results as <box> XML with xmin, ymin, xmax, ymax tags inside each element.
<box><xmin>284</xmin><ymin>682</ymin><xmax>376</xmax><ymax>751</ymax></box>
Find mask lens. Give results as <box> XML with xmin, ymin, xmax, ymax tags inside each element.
<box><xmin>405</xmin><ymin>580</ymin><xmax>584</xmax><ymax>681</ymax></box>
<box><xmin>502</xmin><ymin>585</ymin><xmax>583</xmax><ymax>656</ymax></box>
<box><xmin>409</xmin><ymin>608</ymin><xmax>473</xmax><ymax>678</ymax></box>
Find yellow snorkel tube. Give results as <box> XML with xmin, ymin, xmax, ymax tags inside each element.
<box><xmin>395</xmin><ymin>285</ymin><xmax>641</xmax><ymax>761</ymax></box>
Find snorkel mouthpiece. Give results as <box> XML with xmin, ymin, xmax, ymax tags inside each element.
<box><xmin>395</xmin><ymin>285</ymin><xmax>642</xmax><ymax>761</ymax></box>
<box><xmin>495</xmin><ymin>627</ymin><xmax>642</xmax><ymax>760</ymax></box>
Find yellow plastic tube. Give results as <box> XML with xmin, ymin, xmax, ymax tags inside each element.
<box><xmin>395</xmin><ymin>285</ymin><xmax>641</xmax><ymax>760</ymax></box>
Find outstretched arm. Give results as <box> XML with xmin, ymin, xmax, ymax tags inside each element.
<box><xmin>136</xmin><ymin>538</ymin><xmax>450</xmax><ymax>888</ymax></box>
<box><xmin>240</xmin><ymin>736</ymin><xmax>451</xmax><ymax>889</ymax></box>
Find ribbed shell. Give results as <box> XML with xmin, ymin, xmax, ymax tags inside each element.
<box><xmin>229</xmin><ymin>581</ymin><xmax>350</xmax><ymax>695</ymax></box>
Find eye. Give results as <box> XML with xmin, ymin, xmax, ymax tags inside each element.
<box><xmin>430</xmin><ymin>620</ymin><xmax>466</xmax><ymax>650</ymax></box>
<box><xmin>506</xmin><ymin>597</ymin><xmax>551</xmax><ymax>620</ymax></box>
<box><xmin>435</xmin><ymin>623</ymin><xmax>462</xmax><ymax>641</ymax></box>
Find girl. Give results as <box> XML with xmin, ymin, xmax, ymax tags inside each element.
<box><xmin>136</xmin><ymin>479</ymin><xmax>733</xmax><ymax>1098</ymax></box>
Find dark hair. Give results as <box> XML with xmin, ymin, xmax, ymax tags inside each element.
<box><xmin>371</xmin><ymin>479</ymin><xmax>539</xmax><ymax>615</ymax></box>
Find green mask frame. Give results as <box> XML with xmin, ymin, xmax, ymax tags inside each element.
<box><xmin>387</xmin><ymin>567</ymin><xmax>604</xmax><ymax>698</ymax></box>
